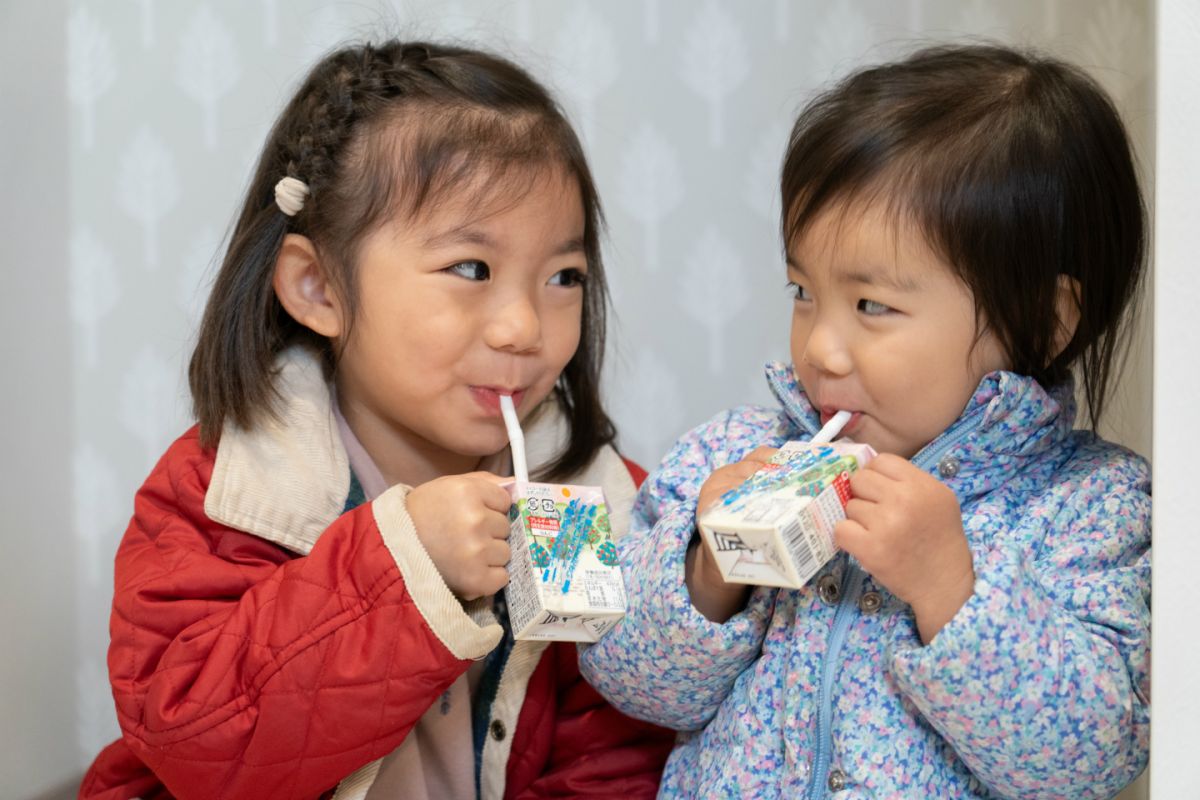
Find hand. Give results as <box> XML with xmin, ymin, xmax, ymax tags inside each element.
<box><xmin>696</xmin><ymin>446</ymin><xmax>778</xmax><ymax>519</ymax></box>
<box><xmin>406</xmin><ymin>472</ymin><xmax>514</xmax><ymax>602</ymax></box>
<box><xmin>834</xmin><ymin>454</ymin><xmax>975</xmax><ymax>644</ymax></box>
<box><xmin>687</xmin><ymin>447</ymin><xmax>776</xmax><ymax>622</ymax></box>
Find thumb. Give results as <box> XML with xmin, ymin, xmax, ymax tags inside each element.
<box><xmin>834</xmin><ymin>518</ymin><xmax>868</xmax><ymax>557</ymax></box>
<box><xmin>469</xmin><ymin>472</ymin><xmax>518</xmax><ymax>511</ymax></box>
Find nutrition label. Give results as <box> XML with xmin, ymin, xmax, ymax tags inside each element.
<box><xmin>582</xmin><ymin>570</ymin><xmax>626</xmax><ymax>611</ymax></box>
<box><xmin>504</xmin><ymin>518</ymin><xmax>542</xmax><ymax>637</ymax></box>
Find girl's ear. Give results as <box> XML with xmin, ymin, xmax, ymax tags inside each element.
<box><xmin>1052</xmin><ymin>274</ymin><xmax>1082</xmax><ymax>359</ymax></box>
<box><xmin>273</xmin><ymin>234</ymin><xmax>345</xmax><ymax>338</ymax></box>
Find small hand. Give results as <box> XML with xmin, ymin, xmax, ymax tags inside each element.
<box><xmin>406</xmin><ymin>472</ymin><xmax>514</xmax><ymax>602</ymax></box>
<box><xmin>696</xmin><ymin>446</ymin><xmax>778</xmax><ymax>519</ymax></box>
<box><xmin>834</xmin><ymin>454</ymin><xmax>974</xmax><ymax>643</ymax></box>
<box><xmin>687</xmin><ymin>446</ymin><xmax>777</xmax><ymax>622</ymax></box>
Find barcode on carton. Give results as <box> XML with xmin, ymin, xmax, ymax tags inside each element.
<box><xmin>780</xmin><ymin>516</ymin><xmax>818</xmax><ymax>581</ymax></box>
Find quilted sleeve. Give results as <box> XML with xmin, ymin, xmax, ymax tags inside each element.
<box><xmin>578</xmin><ymin>409</ymin><xmax>783</xmax><ymax>731</ymax></box>
<box><xmin>108</xmin><ymin>431</ymin><xmax>502</xmax><ymax>800</ymax></box>
<box><xmin>887</xmin><ymin>446</ymin><xmax>1152</xmax><ymax>799</ymax></box>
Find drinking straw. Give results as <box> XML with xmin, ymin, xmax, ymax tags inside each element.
<box><xmin>499</xmin><ymin>394</ymin><xmax>529</xmax><ymax>484</ymax></box>
<box><xmin>811</xmin><ymin>410</ymin><xmax>852</xmax><ymax>444</ymax></box>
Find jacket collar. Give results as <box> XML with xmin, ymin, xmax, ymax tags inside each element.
<box><xmin>763</xmin><ymin>359</ymin><xmax>1076</xmax><ymax>487</ymax></box>
<box><xmin>205</xmin><ymin>346</ymin><xmax>636</xmax><ymax>554</ymax></box>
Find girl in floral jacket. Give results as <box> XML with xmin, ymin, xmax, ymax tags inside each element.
<box><xmin>580</xmin><ymin>45</ymin><xmax>1150</xmax><ymax>799</ymax></box>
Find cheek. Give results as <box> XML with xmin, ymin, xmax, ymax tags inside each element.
<box><xmin>892</xmin><ymin>359</ymin><xmax>974</xmax><ymax>434</ymax></box>
<box><xmin>400</xmin><ymin>300</ymin><xmax>474</xmax><ymax>353</ymax></box>
<box><xmin>547</xmin><ymin>309</ymin><xmax>584</xmax><ymax>371</ymax></box>
<box><xmin>365</xmin><ymin>311</ymin><xmax>470</xmax><ymax>379</ymax></box>
<box><xmin>789</xmin><ymin>311</ymin><xmax>809</xmax><ymax>363</ymax></box>
<box><xmin>971</xmin><ymin>332</ymin><xmax>1011</xmax><ymax>377</ymax></box>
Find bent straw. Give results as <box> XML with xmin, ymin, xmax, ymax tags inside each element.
<box><xmin>499</xmin><ymin>394</ymin><xmax>530</xmax><ymax>484</ymax></box>
<box><xmin>810</xmin><ymin>410</ymin><xmax>852</xmax><ymax>445</ymax></box>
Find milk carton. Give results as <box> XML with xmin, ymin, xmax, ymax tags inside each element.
<box><xmin>697</xmin><ymin>441</ymin><xmax>875</xmax><ymax>588</ymax></box>
<box><xmin>504</xmin><ymin>481</ymin><xmax>626</xmax><ymax>642</ymax></box>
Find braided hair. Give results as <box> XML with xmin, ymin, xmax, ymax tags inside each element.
<box><xmin>189</xmin><ymin>41</ymin><xmax>615</xmax><ymax>480</ymax></box>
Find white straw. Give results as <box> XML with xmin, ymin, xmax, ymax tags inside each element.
<box><xmin>810</xmin><ymin>410</ymin><xmax>852</xmax><ymax>445</ymax></box>
<box><xmin>499</xmin><ymin>394</ymin><xmax>529</xmax><ymax>484</ymax></box>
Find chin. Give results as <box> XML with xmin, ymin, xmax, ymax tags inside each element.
<box><xmin>855</xmin><ymin>433</ymin><xmax>897</xmax><ymax>457</ymax></box>
<box><xmin>450</xmin><ymin>427</ymin><xmax>511</xmax><ymax>459</ymax></box>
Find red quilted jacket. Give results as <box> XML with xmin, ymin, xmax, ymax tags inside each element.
<box><xmin>79</xmin><ymin>349</ymin><xmax>672</xmax><ymax>800</ymax></box>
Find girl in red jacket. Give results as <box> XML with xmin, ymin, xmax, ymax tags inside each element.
<box><xmin>80</xmin><ymin>39</ymin><xmax>672</xmax><ymax>800</ymax></box>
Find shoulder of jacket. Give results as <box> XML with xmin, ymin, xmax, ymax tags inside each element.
<box><xmin>1055</xmin><ymin>432</ymin><xmax>1151</xmax><ymax>494</ymax></box>
<box><xmin>143</xmin><ymin>424</ymin><xmax>216</xmax><ymax>496</ymax></box>
<box><xmin>675</xmin><ymin>404</ymin><xmax>790</xmax><ymax>455</ymax></box>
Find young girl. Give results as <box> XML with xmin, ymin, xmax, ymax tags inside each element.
<box><xmin>79</xmin><ymin>39</ymin><xmax>671</xmax><ymax>800</ymax></box>
<box><xmin>580</xmin><ymin>44</ymin><xmax>1150</xmax><ymax>799</ymax></box>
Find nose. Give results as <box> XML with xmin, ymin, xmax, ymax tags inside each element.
<box><xmin>484</xmin><ymin>293</ymin><xmax>542</xmax><ymax>353</ymax></box>
<box><xmin>801</xmin><ymin>316</ymin><xmax>852</xmax><ymax>376</ymax></box>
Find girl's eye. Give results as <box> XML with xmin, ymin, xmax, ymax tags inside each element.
<box><xmin>548</xmin><ymin>268</ymin><xmax>587</xmax><ymax>287</ymax></box>
<box><xmin>858</xmin><ymin>298</ymin><xmax>892</xmax><ymax>316</ymax></box>
<box><xmin>446</xmin><ymin>260</ymin><xmax>490</xmax><ymax>281</ymax></box>
<box><xmin>786</xmin><ymin>281</ymin><xmax>811</xmax><ymax>302</ymax></box>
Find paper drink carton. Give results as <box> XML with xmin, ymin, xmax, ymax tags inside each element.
<box><xmin>504</xmin><ymin>481</ymin><xmax>626</xmax><ymax>642</ymax></box>
<box><xmin>697</xmin><ymin>441</ymin><xmax>876</xmax><ymax>588</ymax></box>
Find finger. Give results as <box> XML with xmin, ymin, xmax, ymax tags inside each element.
<box><xmin>843</xmin><ymin>497</ymin><xmax>876</xmax><ymax>527</ymax></box>
<box><xmin>468</xmin><ymin>470</ymin><xmax>514</xmax><ymax>484</ymax></box>
<box><xmin>834</xmin><ymin>518</ymin><xmax>869</xmax><ymax>555</ymax></box>
<box><xmin>485</xmin><ymin>538</ymin><xmax>511</xmax><ymax>567</ymax></box>
<box><xmin>722</xmin><ymin>460</ymin><xmax>766</xmax><ymax>481</ymax></box>
<box><xmin>848</xmin><ymin>468</ymin><xmax>891</xmax><ymax>503</ymax></box>
<box><xmin>460</xmin><ymin>566</ymin><xmax>510</xmax><ymax>602</ymax></box>
<box><xmin>742</xmin><ymin>446</ymin><xmax>779</xmax><ymax>464</ymax></box>
<box><xmin>482</xmin><ymin>566</ymin><xmax>510</xmax><ymax>596</ymax></box>
<box><xmin>477</xmin><ymin>480</ymin><xmax>518</xmax><ymax>513</ymax></box>
<box><xmin>700</xmin><ymin>465</ymin><xmax>760</xmax><ymax>513</ymax></box>
<box><xmin>864</xmin><ymin>453</ymin><xmax>915</xmax><ymax>480</ymax></box>
<box><xmin>483</xmin><ymin>511</ymin><xmax>512</xmax><ymax>539</ymax></box>
<box><xmin>702</xmin><ymin>463</ymin><xmax>757</xmax><ymax>498</ymax></box>
<box><xmin>466</xmin><ymin>470</ymin><xmax>519</xmax><ymax>491</ymax></box>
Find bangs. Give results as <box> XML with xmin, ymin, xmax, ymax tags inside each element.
<box><xmin>779</xmin><ymin>44</ymin><xmax>1146</xmax><ymax>427</ymax></box>
<box><xmin>781</xmin><ymin>83</ymin><xmax>1011</xmax><ymax>283</ymax></box>
<box><xmin>334</xmin><ymin>104</ymin><xmax>575</xmax><ymax>241</ymax></box>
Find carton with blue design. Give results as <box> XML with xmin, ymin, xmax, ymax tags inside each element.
<box><xmin>504</xmin><ymin>482</ymin><xmax>627</xmax><ymax>642</ymax></box>
<box><xmin>697</xmin><ymin>441</ymin><xmax>876</xmax><ymax>588</ymax></box>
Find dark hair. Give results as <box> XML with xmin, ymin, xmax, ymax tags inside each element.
<box><xmin>781</xmin><ymin>43</ymin><xmax>1146</xmax><ymax>428</ymax></box>
<box><xmin>189</xmin><ymin>40</ymin><xmax>615</xmax><ymax>480</ymax></box>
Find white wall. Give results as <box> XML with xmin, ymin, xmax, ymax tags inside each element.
<box><xmin>0</xmin><ymin>2</ymin><xmax>80</xmax><ymax>798</ymax></box>
<box><xmin>1150</xmin><ymin>0</ymin><xmax>1200</xmax><ymax>797</ymax></box>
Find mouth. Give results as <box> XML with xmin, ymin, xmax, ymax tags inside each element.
<box><xmin>469</xmin><ymin>386</ymin><xmax>527</xmax><ymax>415</ymax></box>
<box><xmin>819</xmin><ymin>408</ymin><xmax>863</xmax><ymax>437</ymax></box>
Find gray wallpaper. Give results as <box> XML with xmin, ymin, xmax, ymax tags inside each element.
<box><xmin>63</xmin><ymin>1</ymin><xmax>1152</xmax><ymax>795</ymax></box>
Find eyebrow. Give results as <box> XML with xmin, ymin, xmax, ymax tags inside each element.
<box><xmin>423</xmin><ymin>225</ymin><xmax>586</xmax><ymax>257</ymax></box>
<box><xmin>787</xmin><ymin>257</ymin><xmax>922</xmax><ymax>292</ymax></box>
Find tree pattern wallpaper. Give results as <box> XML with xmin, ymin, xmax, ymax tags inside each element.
<box><xmin>65</xmin><ymin>2</ymin><xmax>1152</xmax><ymax>795</ymax></box>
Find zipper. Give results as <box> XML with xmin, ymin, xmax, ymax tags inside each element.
<box><xmin>802</xmin><ymin>404</ymin><xmax>987</xmax><ymax>798</ymax></box>
<box><xmin>912</xmin><ymin>403</ymin><xmax>987</xmax><ymax>473</ymax></box>
<box><xmin>806</xmin><ymin>564</ymin><xmax>864</xmax><ymax>799</ymax></box>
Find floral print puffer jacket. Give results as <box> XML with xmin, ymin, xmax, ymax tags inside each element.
<box><xmin>580</xmin><ymin>362</ymin><xmax>1150</xmax><ymax>800</ymax></box>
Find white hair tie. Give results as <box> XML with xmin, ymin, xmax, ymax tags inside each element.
<box><xmin>274</xmin><ymin>176</ymin><xmax>310</xmax><ymax>216</ymax></box>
